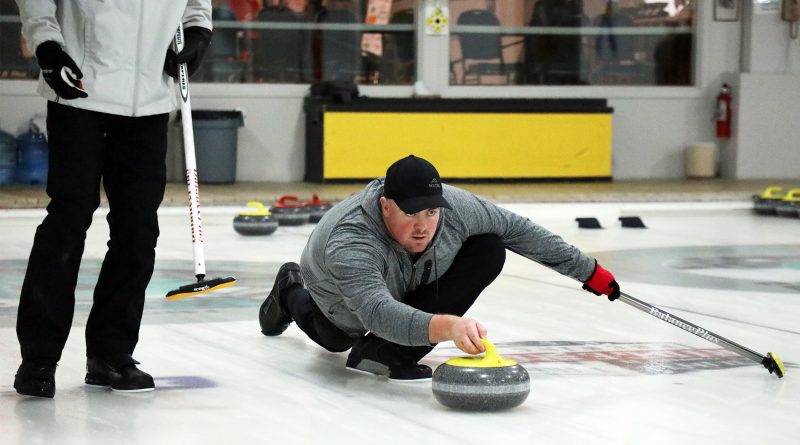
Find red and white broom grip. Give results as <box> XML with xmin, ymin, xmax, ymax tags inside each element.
<box><xmin>175</xmin><ymin>23</ymin><xmax>206</xmax><ymax>280</ymax></box>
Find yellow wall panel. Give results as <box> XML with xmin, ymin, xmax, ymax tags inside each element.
<box><xmin>322</xmin><ymin>112</ymin><xmax>612</xmax><ymax>179</ymax></box>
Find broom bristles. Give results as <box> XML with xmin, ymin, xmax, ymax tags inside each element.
<box><xmin>165</xmin><ymin>276</ymin><xmax>236</xmax><ymax>300</ymax></box>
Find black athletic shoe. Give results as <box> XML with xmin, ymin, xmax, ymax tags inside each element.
<box><xmin>259</xmin><ymin>262</ymin><xmax>302</xmax><ymax>336</ymax></box>
<box><xmin>345</xmin><ymin>333</ymin><xmax>432</xmax><ymax>382</ymax></box>
<box><xmin>14</xmin><ymin>359</ymin><xmax>57</xmax><ymax>398</ymax></box>
<box><xmin>85</xmin><ymin>354</ymin><xmax>154</xmax><ymax>392</ymax></box>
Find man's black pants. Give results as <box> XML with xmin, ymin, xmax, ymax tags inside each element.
<box><xmin>282</xmin><ymin>234</ymin><xmax>506</xmax><ymax>359</ymax></box>
<box><xmin>16</xmin><ymin>101</ymin><xmax>168</xmax><ymax>361</ymax></box>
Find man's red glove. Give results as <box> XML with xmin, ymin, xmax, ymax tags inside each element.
<box><xmin>582</xmin><ymin>262</ymin><xmax>620</xmax><ymax>301</ymax></box>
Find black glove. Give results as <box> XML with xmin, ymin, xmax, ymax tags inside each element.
<box><xmin>164</xmin><ymin>26</ymin><xmax>212</xmax><ymax>79</ymax></box>
<box><xmin>35</xmin><ymin>41</ymin><xmax>88</xmax><ymax>100</ymax></box>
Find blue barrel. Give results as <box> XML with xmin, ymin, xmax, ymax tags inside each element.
<box><xmin>15</xmin><ymin>130</ymin><xmax>49</xmax><ymax>185</ymax></box>
<box><xmin>0</xmin><ymin>128</ymin><xmax>17</xmax><ymax>185</ymax></box>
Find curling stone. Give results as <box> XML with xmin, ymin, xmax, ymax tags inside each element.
<box><xmin>304</xmin><ymin>193</ymin><xmax>333</xmax><ymax>223</ymax></box>
<box><xmin>233</xmin><ymin>201</ymin><xmax>278</xmax><ymax>236</ymax></box>
<box><xmin>775</xmin><ymin>188</ymin><xmax>800</xmax><ymax>218</ymax></box>
<box><xmin>270</xmin><ymin>195</ymin><xmax>311</xmax><ymax>226</ymax></box>
<box><xmin>432</xmin><ymin>339</ymin><xmax>529</xmax><ymax>411</ymax></box>
<box><xmin>752</xmin><ymin>186</ymin><xmax>783</xmax><ymax>215</ymax></box>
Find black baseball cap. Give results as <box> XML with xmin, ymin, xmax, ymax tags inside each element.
<box><xmin>384</xmin><ymin>155</ymin><xmax>451</xmax><ymax>214</ymax></box>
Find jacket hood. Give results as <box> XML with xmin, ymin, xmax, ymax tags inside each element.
<box><xmin>359</xmin><ymin>178</ymin><xmax>390</xmax><ymax>234</ymax></box>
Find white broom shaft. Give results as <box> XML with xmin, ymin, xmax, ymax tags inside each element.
<box><xmin>175</xmin><ymin>23</ymin><xmax>206</xmax><ymax>279</ymax></box>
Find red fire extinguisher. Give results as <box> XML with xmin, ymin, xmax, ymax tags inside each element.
<box><xmin>716</xmin><ymin>83</ymin><xmax>732</xmax><ymax>138</ymax></box>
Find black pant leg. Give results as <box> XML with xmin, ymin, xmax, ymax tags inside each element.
<box><xmin>85</xmin><ymin>112</ymin><xmax>168</xmax><ymax>358</ymax></box>
<box><xmin>405</xmin><ymin>234</ymin><xmax>506</xmax><ymax>314</ymax></box>
<box><xmin>401</xmin><ymin>234</ymin><xmax>506</xmax><ymax>362</ymax></box>
<box><xmin>282</xmin><ymin>285</ymin><xmax>354</xmax><ymax>353</ymax></box>
<box><xmin>17</xmin><ymin>102</ymin><xmax>105</xmax><ymax>361</ymax></box>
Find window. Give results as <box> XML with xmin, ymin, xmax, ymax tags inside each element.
<box><xmin>449</xmin><ymin>0</ymin><xmax>695</xmax><ymax>86</ymax></box>
<box><xmin>0</xmin><ymin>0</ymin><xmax>416</xmax><ymax>85</ymax></box>
<box><xmin>1</xmin><ymin>0</ymin><xmax>697</xmax><ymax>88</ymax></box>
<box><xmin>199</xmin><ymin>0</ymin><xmax>416</xmax><ymax>85</ymax></box>
<box><xmin>0</xmin><ymin>1</ymin><xmax>38</xmax><ymax>80</ymax></box>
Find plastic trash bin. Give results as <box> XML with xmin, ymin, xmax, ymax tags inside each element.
<box><xmin>15</xmin><ymin>129</ymin><xmax>49</xmax><ymax>185</ymax></box>
<box><xmin>0</xmin><ymin>128</ymin><xmax>17</xmax><ymax>185</ymax></box>
<box><xmin>176</xmin><ymin>109</ymin><xmax>245</xmax><ymax>184</ymax></box>
<box><xmin>685</xmin><ymin>142</ymin><xmax>717</xmax><ymax>179</ymax></box>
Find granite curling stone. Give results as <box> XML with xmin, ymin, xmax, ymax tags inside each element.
<box><xmin>271</xmin><ymin>195</ymin><xmax>311</xmax><ymax>225</ymax></box>
<box><xmin>432</xmin><ymin>338</ymin><xmax>529</xmax><ymax>411</ymax></box>
<box><xmin>233</xmin><ymin>201</ymin><xmax>278</xmax><ymax>236</ymax></box>
<box><xmin>752</xmin><ymin>186</ymin><xmax>783</xmax><ymax>215</ymax></box>
<box><xmin>775</xmin><ymin>188</ymin><xmax>800</xmax><ymax>218</ymax></box>
<box><xmin>304</xmin><ymin>193</ymin><xmax>333</xmax><ymax>223</ymax></box>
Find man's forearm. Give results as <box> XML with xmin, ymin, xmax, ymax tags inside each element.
<box><xmin>428</xmin><ymin>314</ymin><xmax>487</xmax><ymax>354</ymax></box>
<box><xmin>428</xmin><ymin>314</ymin><xmax>457</xmax><ymax>343</ymax></box>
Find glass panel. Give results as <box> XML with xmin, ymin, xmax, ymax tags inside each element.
<box><xmin>0</xmin><ymin>3</ymin><xmax>39</xmax><ymax>80</ymax></box>
<box><xmin>0</xmin><ymin>1</ymin><xmax>416</xmax><ymax>84</ymax></box>
<box><xmin>202</xmin><ymin>0</ymin><xmax>416</xmax><ymax>85</ymax></box>
<box><xmin>449</xmin><ymin>0</ymin><xmax>694</xmax><ymax>86</ymax></box>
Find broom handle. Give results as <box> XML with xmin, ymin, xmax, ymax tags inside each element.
<box><xmin>175</xmin><ymin>23</ymin><xmax>206</xmax><ymax>281</ymax></box>
<box><xmin>618</xmin><ymin>291</ymin><xmax>765</xmax><ymax>364</ymax></box>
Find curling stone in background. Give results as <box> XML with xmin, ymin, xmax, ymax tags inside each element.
<box><xmin>432</xmin><ymin>338</ymin><xmax>529</xmax><ymax>411</ymax></box>
<box><xmin>233</xmin><ymin>201</ymin><xmax>278</xmax><ymax>236</ymax></box>
<box><xmin>775</xmin><ymin>189</ymin><xmax>800</xmax><ymax>218</ymax></box>
<box><xmin>304</xmin><ymin>193</ymin><xmax>333</xmax><ymax>223</ymax></box>
<box><xmin>752</xmin><ymin>186</ymin><xmax>783</xmax><ymax>215</ymax></box>
<box><xmin>270</xmin><ymin>195</ymin><xmax>311</xmax><ymax>226</ymax></box>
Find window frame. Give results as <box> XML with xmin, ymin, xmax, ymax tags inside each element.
<box><xmin>0</xmin><ymin>1</ymin><xmax>708</xmax><ymax>100</ymax></box>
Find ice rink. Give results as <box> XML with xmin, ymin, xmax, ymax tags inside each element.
<box><xmin>1</xmin><ymin>200</ymin><xmax>798</xmax><ymax>444</ymax></box>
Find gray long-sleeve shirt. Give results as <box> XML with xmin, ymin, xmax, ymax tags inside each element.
<box><xmin>300</xmin><ymin>178</ymin><xmax>596</xmax><ymax>346</ymax></box>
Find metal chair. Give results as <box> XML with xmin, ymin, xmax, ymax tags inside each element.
<box><xmin>380</xmin><ymin>8</ymin><xmax>415</xmax><ymax>84</ymax></box>
<box><xmin>252</xmin><ymin>6</ymin><xmax>311</xmax><ymax>83</ymax></box>
<box><xmin>204</xmin><ymin>6</ymin><xmax>246</xmax><ymax>82</ymax></box>
<box><xmin>523</xmin><ymin>0</ymin><xmax>586</xmax><ymax>85</ymax></box>
<box><xmin>454</xmin><ymin>9</ymin><xmax>512</xmax><ymax>85</ymax></box>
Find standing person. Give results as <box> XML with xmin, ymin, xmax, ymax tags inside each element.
<box><xmin>259</xmin><ymin>155</ymin><xmax>621</xmax><ymax>381</ymax></box>
<box><xmin>13</xmin><ymin>0</ymin><xmax>212</xmax><ymax>398</ymax></box>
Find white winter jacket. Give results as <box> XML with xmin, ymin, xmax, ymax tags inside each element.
<box><xmin>16</xmin><ymin>0</ymin><xmax>212</xmax><ymax>116</ymax></box>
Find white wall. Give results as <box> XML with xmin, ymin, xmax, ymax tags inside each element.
<box><xmin>743</xmin><ymin>0</ymin><xmax>800</xmax><ymax>74</ymax></box>
<box><xmin>166</xmin><ymin>86</ymin><xmax>309</xmax><ymax>182</ymax></box>
<box><xmin>722</xmin><ymin>73</ymin><xmax>800</xmax><ymax>179</ymax></box>
<box><xmin>1</xmin><ymin>0</ymin><xmax>798</xmax><ymax>182</ymax></box>
<box><xmin>724</xmin><ymin>0</ymin><xmax>800</xmax><ymax>178</ymax></box>
<box><xmin>0</xmin><ymin>82</ymin><xmax>45</xmax><ymax>135</ymax></box>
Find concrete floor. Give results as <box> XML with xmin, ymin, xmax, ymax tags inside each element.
<box><xmin>2</xmin><ymin>178</ymin><xmax>799</xmax><ymax>209</ymax></box>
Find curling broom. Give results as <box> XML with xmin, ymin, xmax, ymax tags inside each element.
<box><xmin>166</xmin><ymin>23</ymin><xmax>236</xmax><ymax>300</ymax></box>
<box><xmin>617</xmin><ymin>291</ymin><xmax>785</xmax><ymax>378</ymax></box>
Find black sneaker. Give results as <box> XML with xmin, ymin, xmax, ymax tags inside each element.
<box><xmin>345</xmin><ymin>333</ymin><xmax>432</xmax><ymax>382</ymax></box>
<box><xmin>259</xmin><ymin>262</ymin><xmax>302</xmax><ymax>336</ymax></box>
<box><xmin>14</xmin><ymin>359</ymin><xmax>57</xmax><ymax>398</ymax></box>
<box><xmin>85</xmin><ymin>354</ymin><xmax>154</xmax><ymax>392</ymax></box>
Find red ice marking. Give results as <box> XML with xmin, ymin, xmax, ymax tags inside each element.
<box><xmin>503</xmin><ymin>348</ymin><xmax>739</xmax><ymax>365</ymax></box>
<box><xmin>184</xmin><ymin>169</ymin><xmax>205</xmax><ymax>243</ymax></box>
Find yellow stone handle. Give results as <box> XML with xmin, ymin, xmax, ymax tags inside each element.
<box><xmin>480</xmin><ymin>338</ymin><xmax>502</xmax><ymax>366</ymax></box>
<box><xmin>445</xmin><ymin>338</ymin><xmax>518</xmax><ymax>368</ymax></box>
<box><xmin>240</xmin><ymin>201</ymin><xmax>272</xmax><ymax>216</ymax></box>
<box><xmin>784</xmin><ymin>189</ymin><xmax>800</xmax><ymax>202</ymax></box>
<box><xmin>759</xmin><ymin>186</ymin><xmax>783</xmax><ymax>199</ymax></box>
